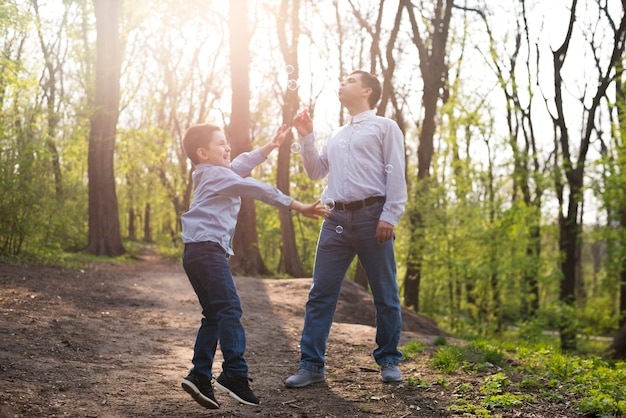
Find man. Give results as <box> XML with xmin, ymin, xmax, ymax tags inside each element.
<box><xmin>285</xmin><ymin>70</ymin><xmax>407</xmax><ymax>388</ymax></box>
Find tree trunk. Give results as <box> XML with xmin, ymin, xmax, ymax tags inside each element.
<box><xmin>615</xmin><ymin>41</ymin><xmax>626</xmax><ymax>330</ymax></box>
<box><xmin>608</xmin><ymin>321</ymin><xmax>626</xmax><ymax>360</ymax></box>
<box><xmin>401</xmin><ymin>0</ymin><xmax>453</xmax><ymax>311</ymax></box>
<box><xmin>551</xmin><ymin>0</ymin><xmax>626</xmax><ymax>351</ymax></box>
<box><xmin>276</xmin><ymin>0</ymin><xmax>305</xmax><ymax>277</ymax></box>
<box><xmin>143</xmin><ymin>203</ymin><xmax>153</xmax><ymax>243</ymax></box>
<box><xmin>128</xmin><ymin>207</ymin><xmax>136</xmax><ymax>241</ymax></box>
<box><xmin>85</xmin><ymin>0</ymin><xmax>125</xmax><ymax>257</ymax></box>
<box><xmin>228</xmin><ymin>0</ymin><xmax>268</xmax><ymax>276</ymax></box>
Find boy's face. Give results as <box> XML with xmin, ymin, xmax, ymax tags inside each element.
<box><xmin>198</xmin><ymin>130</ymin><xmax>231</xmax><ymax>168</ymax></box>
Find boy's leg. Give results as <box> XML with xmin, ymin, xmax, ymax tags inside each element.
<box><xmin>183</xmin><ymin>241</ymin><xmax>248</xmax><ymax>378</ymax></box>
<box><xmin>183</xmin><ymin>241</ymin><xmax>258</xmax><ymax>406</ymax></box>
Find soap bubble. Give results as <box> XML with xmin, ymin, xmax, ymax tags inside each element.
<box><xmin>287</xmin><ymin>79</ymin><xmax>299</xmax><ymax>90</ymax></box>
<box><xmin>290</xmin><ymin>142</ymin><xmax>301</xmax><ymax>154</ymax></box>
<box><xmin>285</xmin><ymin>64</ymin><xmax>295</xmax><ymax>74</ymax></box>
<box><xmin>335</xmin><ymin>225</ymin><xmax>344</xmax><ymax>234</ymax></box>
<box><xmin>384</xmin><ymin>164</ymin><xmax>393</xmax><ymax>173</ymax></box>
<box><xmin>353</xmin><ymin>123</ymin><xmax>361</xmax><ymax>131</ymax></box>
<box><xmin>339</xmin><ymin>138</ymin><xmax>348</xmax><ymax>148</ymax></box>
<box><xmin>324</xmin><ymin>198</ymin><xmax>335</xmax><ymax>211</ymax></box>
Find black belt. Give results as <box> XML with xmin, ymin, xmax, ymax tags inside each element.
<box><xmin>334</xmin><ymin>196</ymin><xmax>385</xmax><ymax>211</ymax></box>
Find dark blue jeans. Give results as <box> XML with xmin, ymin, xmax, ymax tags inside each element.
<box><xmin>298</xmin><ymin>201</ymin><xmax>402</xmax><ymax>373</ymax></box>
<box><xmin>182</xmin><ymin>241</ymin><xmax>248</xmax><ymax>379</ymax></box>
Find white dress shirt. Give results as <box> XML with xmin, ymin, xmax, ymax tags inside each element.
<box><xmin>181</xmin><ymin>149</ymin><xmax>294</xmax><ymax>255</ymax></box>
<box><xmin>300</xmin><ymin>109</ymin><xmax>407</xmax><ymax>226</ymax></box>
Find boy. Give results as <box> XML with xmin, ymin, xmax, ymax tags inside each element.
<box><xmin>180</xmin><ymin>123</ymin><xmax>327</xmax><ymax>409</ymax></box>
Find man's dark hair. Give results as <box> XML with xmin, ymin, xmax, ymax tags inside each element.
<box><xmin>350</xmin><ymin>70</ymin><xmax>381</xmax><ymax>109</ymax></box>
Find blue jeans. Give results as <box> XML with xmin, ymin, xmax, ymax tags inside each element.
<box><xmin>182</xmin><ymin>241</ymin><xmax>248</xmax><ymax>379</ymax></box>
<box><xmin>299</xmin><ymin>201</ymin><xmax>402</xmax><ymax>373</ymax></box>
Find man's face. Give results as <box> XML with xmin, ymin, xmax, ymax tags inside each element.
<box><xmin>338</xmin><ymin>73</ymin><xmax>369</xmax><ymax>106</ymax></box>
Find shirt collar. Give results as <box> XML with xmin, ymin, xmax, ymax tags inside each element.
<box><xmin>349</xmin><ymin>109</ymin><xmax>376</xmax><ymax>125</ymax></box>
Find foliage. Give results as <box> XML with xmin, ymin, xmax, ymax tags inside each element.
<box><xmin>431</xmin><ymin>344</ymin><xmax>465</xmax><ymax>374</ymax></box>
<box><xmin>401</xmin><ymin>340</ymin><xmax>426</xmax><ymax>361</ymax></box>
<box><xmin>401</xmin><ymin>336</ymin><xmax>626</xmax><ymax>417</ymax></box>
<box><xmin>0</xmin><ymin>1</ymin><xmax>625</xmax><ymax>358</ymax></box>
<box><xmin>514</xmin><ymin>346</ymin><xmax>626</xmax><ymax>416</ymax></box>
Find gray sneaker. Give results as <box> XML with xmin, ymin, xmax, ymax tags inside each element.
<box><xmin>380</xmin><ymin>363</ymin><xmax>402</xmax><ymax>383</ymax></box>
<box><xmin>284</xmin><ymin>368</ymin><xmax>326</xmax><ymax>388</ymax></box>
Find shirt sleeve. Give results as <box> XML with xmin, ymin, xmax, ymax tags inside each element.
<box><xmin>300</xmin><ymin>132</ymin><xmax>329</xmax><ymax>180</ymax></box>
<box><xmin>230</xmin><ymin>149</ymin><xmax>267</xmax><ymax>177</ymax></box>
<box><xmin>209</xmin><ymin>167</ymin><xmax>294</xmax><ymax>209</ymax></box>
<box><xmin>380</xmin><ymin>121</ymin><xmax>407</xmax><ymax>226</ymax></box>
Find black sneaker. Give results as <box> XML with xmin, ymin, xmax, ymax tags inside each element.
<box><xmin>214</xmin><ymin>374</ymin><xmax>260</xmax><ymax>406</ymax></box>
<box><xmin>181</xmin><ymin>372</ymin><xmax>220</xmax><ymax>409</ymax></box>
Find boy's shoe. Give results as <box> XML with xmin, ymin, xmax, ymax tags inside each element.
<box><xmin>214</xmin><ymin>374</ymin><xmax>260</xmax><ymax>406</ymax></box>
<box><xmin>380</xmin><ymin>363</ymin><xmax>402</xmax><ymax>383</ymax></box>
<box><xmin>181</xmin><ymin>372</ymin><xmax>220</xmax><ymax>409</ymax></box>
<box><xmin>284</xmin><ymin>368</ymin><xmax>326</xmax><ymax>388</ymax></box>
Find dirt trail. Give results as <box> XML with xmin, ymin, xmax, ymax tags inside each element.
<box><xmin>0</xmin><ymin>253</ymin><xmax>578</xmax><ymax>417</ymax></box>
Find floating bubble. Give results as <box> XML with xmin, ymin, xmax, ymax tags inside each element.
<box><xmin>324</xmin><ymin>198</ymin><xmax>335</xmax><ymax>211</ymax></box>
<box><xmin>353</xmin><ymin>123</ymin><xmax>361</xmax><ymax>131</ymax></box>
<box><xmin>384</xmin><ymin>164</ymin><xmax>393</xmax><ymax>173</ymax></box>
<box><xmin>339</xmin><ymin>138</ymin><xmax>348</xmax><ymax>148</ymax></box>
<box><xmin>285</xmin><ymin>64</ymin><xmax>295</xmax><ymax>74</ymax></box>
<box><xmin>290</xmin><ymin>142</ymin><xmax>301</xmax><ymax>154</ymax></box>
<box><xmin>287</xmin><ymin>79</ymin><xmax>299</xmax><ymax>90</ymax></box>
<box><xmin>335</xmin><ymin>225</ymin><xmax>344</xmax><ymax>234</ymax></box>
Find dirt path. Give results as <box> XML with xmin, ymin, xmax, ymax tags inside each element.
<box><xmin>0</xmin><ymin>253</ymin><xmax>579</xmax><ymax>417</ymax></box>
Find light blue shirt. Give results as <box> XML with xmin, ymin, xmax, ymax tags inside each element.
<box><xmin>181</xmin><ymin>149</ymin><xmax>294</xmax><ymax>255</ymax></box>
<box><xmin>300</xmin><ymin>109</ymin><xmax>407</xmax><ymax>226</ymax></box>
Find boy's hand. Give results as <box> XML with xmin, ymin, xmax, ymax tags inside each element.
<box><xmin>271</xmin><ymin>124</ymin><xmax>290</xmax><ymax>148</ymax></box>
<box><xmin>290</xmin><ymin>199</ymin><xmax>330</xmax><ymax>219</ymax></box>
<box><xmin>261</xmin><ymin>124</ymin><xmax>290</xmax><ymax>157</ymax></box>
<box><xmin>293</xmin><ymin>108</ymin><xmax>313</xmax><ymax>137</ymax></box>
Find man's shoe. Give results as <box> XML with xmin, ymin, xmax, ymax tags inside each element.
<box><xmin>214</xmin><ymin>374</ymin><xmax>260</xmax><ymax>406</ymax></box>
<box><xmin>284</xmin><ymin>368</ymin><xmax>326</xmax><ymax>388</ymax></box>
<box><xmin>181</xmin><ymin>372</ymin><xmax>220</xmax><ymax>409</ymax></box>
<box><xmin>380</xmin><ymin>363</ymin><xmax>402</xmax><ymax>383</ymax></box>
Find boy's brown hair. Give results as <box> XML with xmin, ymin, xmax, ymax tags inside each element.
<box><xmin>181</xmin><ymin>123</ymin><xmax>221</xmax><ymax>165</ymax></box>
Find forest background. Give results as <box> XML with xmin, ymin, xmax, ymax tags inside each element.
<box><xmin>1</xmin><ymin>0</ymin><xmax>626</xmax><ymax>356</ymax></box>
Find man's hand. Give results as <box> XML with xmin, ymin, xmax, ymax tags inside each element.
<box><xmin>293</xmin><ymin>108</ymin><xmax>313</xmax><ymax>137</ymax></box>
<box><xmin>375</xmin><ymin>220</ymin><xmax>394</xmax><ymax>244</ymax></box>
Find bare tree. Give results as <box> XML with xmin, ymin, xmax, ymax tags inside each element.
<box><xmin>228</xmin><ymin>0</ymin><xmax>269</xmax><ymax>275</ymax></box>
<box><xmin>547</xmin><ymin>0</ymin><xmax>626</xmax><ymax>350</ymax></box>
<box><xmin>402</xmin><ymin>0</ymin><xmax>454</xmax><ymax>311</ymax></box>
<box><xmin>85</xmin><ymin>0</ymin><xmax>125</xmax><ymax>257</ymax></box>
<box><xmin>471</xmin><ymin>0</ymin><xmax>546</xmax><ymax>320</ymax></box>
<box><xmin>31</xmin><ymin>0</ymin><xmax>65</xmax><ymax>199</ymax></box>
<box><xmin>276</xmin><ymin>0</ymin><xmax>306</xmax><ymax>277</ymax></box>
<box><xmin>602</xmin><ymin>1</ymin><xmax>626</xmax><ymax>356</ymax></box>
<box><xmin>348</xmin><ymin>0</ymin><xmax>405</xmax><ymax>289</ymax></box>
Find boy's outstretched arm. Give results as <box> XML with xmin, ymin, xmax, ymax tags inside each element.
<box><xmin>290</xmin><ymin>199</ymin><xmax>330</xmax><ymax>220</ymax></box>
<box><xmin>260</xmin><ymin>124</ymin><xmax>290</xmax><ymax>158</ymax></box>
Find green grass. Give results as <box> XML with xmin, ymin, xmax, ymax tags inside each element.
<box><xmin>401</xmin><ymin>340</ymin><xmax>426</xmax><ymax>360</ymax></box>
<box><xmin>402</xmin><ymin>336</ymin><xmax>626</xmax><ymax>417</ymax></box>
